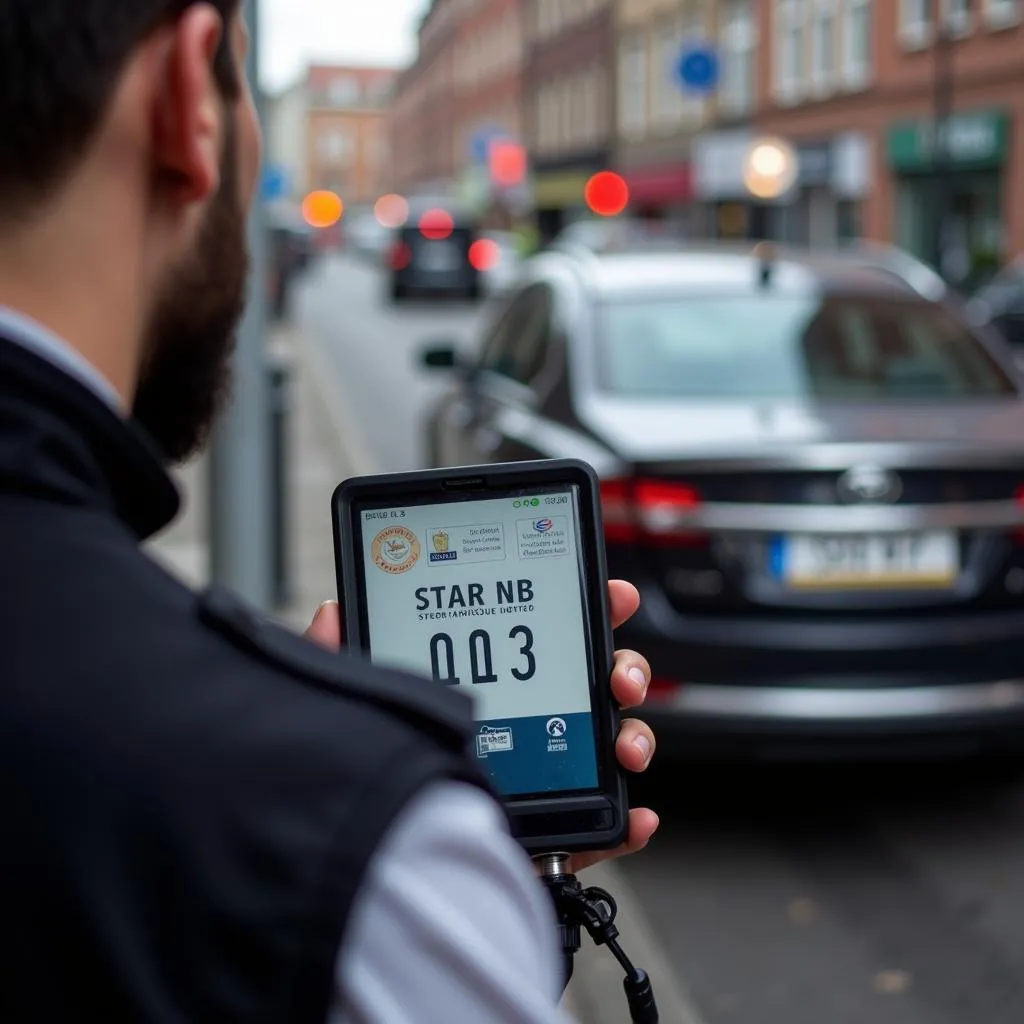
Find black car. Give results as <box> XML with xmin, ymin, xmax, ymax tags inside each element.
<box><xmin>386</xmin><ymin>197</ymin><xmax>483</xmax><ymax>303</ymax></box>
<box><xmin>418</xmin><ymin>241</ymin><xmax>1024</xmax><ymax>755</ymax></box>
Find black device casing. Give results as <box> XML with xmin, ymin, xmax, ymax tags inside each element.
<box><xmin>332</xmin><ymin>458</ymin><xmax>629</xmax><ymax>855</ymax></box>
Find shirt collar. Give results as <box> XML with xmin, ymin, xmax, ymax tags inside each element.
<box><xmin>0</xmin><ymin>306</ymin><xmax>122</xmax><ymax>412</ymax></box>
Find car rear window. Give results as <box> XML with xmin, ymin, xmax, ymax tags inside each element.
<box><xmin>596</xmin><ymin>294</ymin><xmax>1016</xmax><ymax>400</ymax></box>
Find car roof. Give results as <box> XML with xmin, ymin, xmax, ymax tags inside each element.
<box><xmin>540</xmin><ymin>241</ymin><xmax>933</xmax><ymax>302</ymax></box>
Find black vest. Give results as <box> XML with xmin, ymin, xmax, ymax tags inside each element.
<box><xmin>0</xmin><ymin>337</ymin><xmax>489</xmax><ymax>1021</ymax></box>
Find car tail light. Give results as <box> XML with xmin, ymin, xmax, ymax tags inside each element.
<box><xmin>599</xmin><ymin>477</ymin><xmax>706</xmax><ymax>547</ymax></box>
<box><xmin>389</xmin><ymin>241</ymin><xmax>411</xmax><ymax>270</ymax></box>
<box><xmin>1013</xmin><ymin>485</ymin><xmax>1024</xmax><ymax>543</ymax></box>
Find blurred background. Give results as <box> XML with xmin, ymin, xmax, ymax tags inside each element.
<box><xmin>150</xmin><ymin>2</ymin><xmax>1024</xmax><ymax>1022</ymax></box>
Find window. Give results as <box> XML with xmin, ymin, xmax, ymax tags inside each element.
<box><xmin>985</xmin><ymin>0</ymin><xmax>1022</xmax><ymax>29</ymax></box>
<box><xmin>652</xmin><ymin>21</ymin><xmax>686</xmax><ymax>130</ymax></box>
<box><xmin>317</xmin><ymin>129</ymin><xmax>352</xmax><ymax>164</ymax></box>
<box><xmin>774</xmin><ymin>0</ymin><xmax>806</xmax><ymax>103</ymax></box>
<box><xmin>719</xmin><ymin>0</ymin><xmax>756</xmax><ymax>116</ymax></box>
<box><xmin>942</xmin><ymin>0</ymin><xmax>973</xmax><ymax>35</ymax></box>
<box><xmin>596</xmin><ymin>295</ymin><xmax>1016</xmax><ymax>400</ymax></box>
<box><xmin>841</xmin><ymin>0</ymin><xmax>872</xmax><ymax>88</ymax></box>
<box><xmin>899</xmin><ymin>0</ymin><xmax>932</xmax><ymax>47</ymax></box>
<box><xmin>327</xmin><ymin>76</ymin><xmax>360</xmax><ymax>107</ymax></box>
<box><xmin>679</xmin><ymin>10</ymin><xmax>709</xmax><ymax>125</ymax></box>
<box><xmin>617</xmin><ymin>33</ymin><xmax>647</xmax><ymax>137</ymax></box>
<box><xmin>478</xmin><ymin>285</ymin><xmax>554</xmax><ymax>385</ymax></box>
<box><xmin>810</xmin><ymin>0</ymin><xmax>837</xmax><ymax>94</ymax></box>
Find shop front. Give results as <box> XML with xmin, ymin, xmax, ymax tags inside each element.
<box><xmin>887</xmin><ymin>109</ymin><xmax>1010</xmax><ymax>286</ymax></box>
<box><xmin>531</xmin><ymin>157</ymin><xmax>608</xmax><ymax>244</ymax></box>
<box><xmin>770</xmin><ymin>133</ymin><xmax>871</xmax><ymax>246</ymax></box>
<box><xmin>621</xmin><ymin>162</ymin><xmax>694</xmax><ymax>227</ymax></box>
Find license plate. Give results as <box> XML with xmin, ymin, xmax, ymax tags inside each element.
<box><xmin>418</xmin><ymin>242</ymin><xmax>459</xmax><ymax>271</ymax></box>
<box><xmin>772</xmin><ymin>531</ymin><xmax>959</xmax><ymax>589</ymax></box>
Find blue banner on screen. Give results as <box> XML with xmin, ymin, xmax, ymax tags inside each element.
<box><xmin>358</xmin><ymin>490</ymin><xmax>600</xmax><ymax>796</ymax></box>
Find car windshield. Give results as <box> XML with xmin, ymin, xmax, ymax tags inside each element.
<box><xmin>596</xmin><ymin>294</ymin><xmax>1016</xmax><ymax>400</ymax></box>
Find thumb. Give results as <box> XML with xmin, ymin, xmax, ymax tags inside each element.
<box><xmin>305</xmin><ymin>600</ymin><xmax>343</xmax><ymax>651</ymax></box>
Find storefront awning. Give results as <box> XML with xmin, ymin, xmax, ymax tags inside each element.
<box><xmin>623</xmin><ymin>163</ymin><xmax>693</xmax><ymax>205</ymax></box>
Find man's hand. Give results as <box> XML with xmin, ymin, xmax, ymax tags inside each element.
<box><xmin>305</xmin><ymin>580</ymin><xmax>659</xmax><ymax>873</ymax></box>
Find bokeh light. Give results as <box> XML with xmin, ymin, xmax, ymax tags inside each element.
<box><xmin>742</xmin><ymin>137</ymin><xmax>798</xmax><ymax>200</ymax></box>
<box><xmin>374</xmin><ymin>193</ymin><xmax>409</xmax><ymax>229</ymax></box>
<box><xmin>301</xmin><ymin>190</ymin><xmax>343</xmax><ymax>229</ymax></box>
<box><xmin>489</xmin><ymin>141</ymin><xmax>526</xmax><ymax>188</ymax></box>
<box><xmin>468</xmin><ymin>238</ymin><xmax>499</xmax><ymax>271</ymax></box>
<box><xmin>419</xmin><ymin>208</ymin><xmax>454</xmax><ymax>240</ymax></box>
<box><xmin>584</xmin><ymin>171</ymin><xmax>629</xmax><ymax>217</ymax></box>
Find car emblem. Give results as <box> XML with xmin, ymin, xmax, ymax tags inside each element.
<box><xmin>836</xmin><ymin>466</ymin><xmax>902</xmax><ymax>504</ymax></box>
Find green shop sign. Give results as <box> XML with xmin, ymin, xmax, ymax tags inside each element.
<box><xmin>887</xmin><ymin>110</ymin><xmax>1009</xmax><ymax>172</ymax></box>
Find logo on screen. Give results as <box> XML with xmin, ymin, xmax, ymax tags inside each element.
<box><xmin>371</xmin><ymin>526</ymin><xmax>420</xmax><ymax>574</ymax></box>
<box><xmin>546</xmin><ymin>717</ymin><xmax>568</xmax><ymax>753</ymax></box>
<box><xmin>533</xmin><ymin>519</ymin><xmax>554</xmax><ymax>533</ymax></box>
<box><xmin>428</xmin><ymin>529</ymin><xmax>458</xmax><ymax>562</ymax></box>
<box><xmin>476</xmin><ymin>725</ymin><xmax>514</xmax><ymax>757</ymax></box>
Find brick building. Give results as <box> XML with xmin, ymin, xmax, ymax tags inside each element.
<box><xmin>452</xmin><ymin>0</ymin><xmax>527</xmax><ymax>215</ymax></box>
<box><xmin>304</xmin><ymin>65</ymin><xmax>396</xmax><ymax>207</ymax></box>
<box><xmin>387</xmin><ymin>0</ymin><xmax>463</xmax><ymax>195</ymax></box>
<box><xmin>752</xmin><ymin>0</ymin><xmax>1024</xmax><ymax>277</ymax></box>
<box><xmin>523</xmin><ymin>0</ymin><xmax>617</xmax><ymax>241</ymax></box>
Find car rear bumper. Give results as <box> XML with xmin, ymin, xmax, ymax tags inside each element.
<box><xmin>619</xmin><ymin>586</ymin><xmax>1024</xmax><ymax>746</ymax></box>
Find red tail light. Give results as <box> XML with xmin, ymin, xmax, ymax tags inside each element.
<box><xmin>600</xmin><ymin>477</ymin><xmax>706</xmax><ymax>547</ymax></box>
<box><xmin>389</xmin><ymin>241</ymin><xmax>411</xmax><ymax>270</ymax></box>
<box><xmin>1013</xmin><ymin>485</ymin><xmax>1024</xmax><ymax>544</ymax></box>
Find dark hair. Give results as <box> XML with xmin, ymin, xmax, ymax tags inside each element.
<box><xmin>0</xmin><ymin>0</ymin><xmax>241</xmax><ymax>213</ymax></box>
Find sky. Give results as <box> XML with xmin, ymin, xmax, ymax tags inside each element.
<box><xmin>259</xmin><ymin>0</ymin><xmax>430</xmax><ymax>93</ymax></box>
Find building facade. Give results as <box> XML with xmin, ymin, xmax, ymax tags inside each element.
<box><xmin>523</xmin><ymin>0</ymin><xmax>617</xmax><ymax>241</ymax></box>
<box><xmin>388</xmin><ymin>0</ymin><xmax>463</xmax><ymax>195</ymax></box>
<box><xmin>752</xmin><ymin>0</ymin><xmax>1024</xmax><ymax>276</ymax></box>
<box><xmin>452</xmin><ymin>0</ymin><xmax>527</xmax><ymax>217</ymax></box>
<box><xmin>302</xmin><ymin>65</ymin><xmax>396</xmax><ymax>207</ymax></box>
<box><xmin>614</xmin><ymin>0</ymin><xmax>717</xmax><ymax>226</ymax></box>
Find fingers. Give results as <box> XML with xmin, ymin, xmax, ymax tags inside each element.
<box><xmin>571</xmin><ymin>808</ymin><xmax>660</xmax><ymax>873</ymax></box>
<box><xmin>608</xmin><ymin>580</ymin><xmax>640</xmax><ymax>630</ymax></box>
<box><xmin>305</xmin><ymin>600</ymin><xmax>342</xmax><ymax>651</ymax></box>
<box><xmin>610</xmin><ymin>649</ymin><xmax>651</xmax><ymax>709</ymax></box>
<box><xmin>615</xmin><ymin>717</ymin><xmax>656</xmax><ymax>773</ymax></box>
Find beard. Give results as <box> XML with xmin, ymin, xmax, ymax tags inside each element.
<box><xmin>132</xmin><ymin>117</ymin><xmax>249</xmax><ymax>464</ymax></box>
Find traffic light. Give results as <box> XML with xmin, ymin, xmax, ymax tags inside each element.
<box><xmin>584</xmin><ymin>172</ymin><xmax>629</xmax><ymax>217</ymax></box>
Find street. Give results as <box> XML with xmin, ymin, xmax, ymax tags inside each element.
<box><xmin>294</xmin><ymin>254</ymin><xmax>1024</xmax><ymax>1024</ymax></box>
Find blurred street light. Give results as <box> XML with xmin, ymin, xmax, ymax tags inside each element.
<box><xmin>374</xmin><ymin>193</ymin><xmax>409</xmax><ymax>229</ymax></box>
<box><xmin>585</xmin><ymin>171</ymin><xmax>629</xmax><ymax>217</ymax></box>
<box><xmin>301</xmin><ymin>190</ymin><xmax>344</xmax><ymax>229</ymax></box>
<box><xmin>742</xmin><ymin>137</ymin><xmax>798</xmax><ymax>200</ymax></box>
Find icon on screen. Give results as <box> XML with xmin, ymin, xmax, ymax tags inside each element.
<box><xmin>546</xmin><ymin>717</ymin><xmax>567</xmax><ymax>738</ymax></box>
<box><xmin>533</xmin><ymin>519</ymin><xmax>554</xmax><ymax>533</ymax></box>
<box><xmin>476</xmin><ymin>725</ymin><xmax>514</xmax><ymax>757</ymax></box>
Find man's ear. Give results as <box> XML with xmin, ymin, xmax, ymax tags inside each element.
<box><xmin>150</xmin><ymin>4</ymin><xmax>227</xmax><ymax>205</ymax></box>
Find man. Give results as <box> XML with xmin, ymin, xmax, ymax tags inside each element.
<box><xmin>0</xmin><ymin>2</ymin><xmax>660</xmax><ymax>1021</ymax></box>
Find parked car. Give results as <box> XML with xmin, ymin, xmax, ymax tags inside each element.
<box><xmin>417</xmin><ymin>241</ymin><xmax>1024</xmax><ymax>755</ymax></box>
<box><xmin>385</xmin><ymin>197</ymin><xmax>483</xmax><ymax>303</ymax></box>
<box><xmin>965</xmin><ymin>256</ymin><xmax>1024</xmax><ymax>356</ymax></box>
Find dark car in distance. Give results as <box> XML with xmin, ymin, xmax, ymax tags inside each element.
<box><xmin>386</xmin><ymin>197</ymin><xmax>483</xmax><ymax>303</ymax></box>
<box><xmin>417</xmin><ymin>241</ymin><xmax>1024</xmax><ymax>756</ymax></box>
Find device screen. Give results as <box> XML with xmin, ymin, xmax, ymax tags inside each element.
<box><xmin>356</xmin><ymin>486</ymin><xmax>599</xmax><ymax>798</ymax></box>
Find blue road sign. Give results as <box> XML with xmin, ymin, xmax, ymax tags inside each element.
<box><xmin>469</xmin><ymin>124</ymin><xmax>507</xmax><ymax>165</ymax></box>
<box><xmin>261</xmin><ymin>164</ymin><xmax>288</xmax><ymax>201</ymax></box>
<box><xmin>676</xmin><ymin>43</ymin><xmax>719</xmax><ymax>95</ymax></box>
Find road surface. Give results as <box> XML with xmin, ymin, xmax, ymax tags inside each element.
<box><xmin>294</xmin><ymin>253</ymin><xmax>1024</xmax><ymax>1024</ymax></box>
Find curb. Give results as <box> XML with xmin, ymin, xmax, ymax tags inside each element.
<box><xmin>294</xmin><ymin>324</ymin><xmax>706</xmax><ymax>1024</ymax></box>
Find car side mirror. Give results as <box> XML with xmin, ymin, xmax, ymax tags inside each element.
<box><xmin>420</xmin><ymin>343</ymin><xmax>460</xmax><ymax>370</ymax></box>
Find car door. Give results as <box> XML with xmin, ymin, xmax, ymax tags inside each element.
<box><xmin>434</xmin><ymin>283</ymin><xmax>555</xmax><ymax>467</ymax></box>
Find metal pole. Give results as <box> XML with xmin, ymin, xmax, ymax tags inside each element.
<box><xmin>930</xmin><ymin>0</ymin><xmax>955</xmax><ymax>276</ymax></box>
<box><xmin>207</xmin><ymin>0</ymin><xmax>272</xmax><ymax>609</ymax></box>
